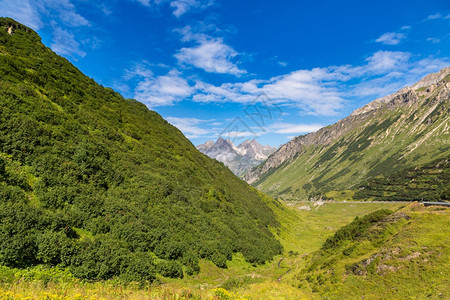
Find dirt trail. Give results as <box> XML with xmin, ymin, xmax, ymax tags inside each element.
<box><xmin>277</xmin><ymin>257</ymin><xmax>292</xmax><ymax>282</ymax></box>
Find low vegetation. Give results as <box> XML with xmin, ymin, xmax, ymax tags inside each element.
<box><xmin>295</xmin><ymin>203</ymin><xmax>449</xmax><ymax>299</ymax></box>
<box><xmin>354</xmin><ymin>159</ymin><xmax>449</xmax><ymax>201</ymax></box>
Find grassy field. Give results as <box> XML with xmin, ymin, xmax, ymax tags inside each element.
<box><xmin>1</xmin><ymin>201</ymin><xmax>412</xmax><ymax>299</ymax></box>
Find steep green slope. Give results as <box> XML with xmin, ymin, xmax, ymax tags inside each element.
<box><xmin>294</xmin><ymin>204</ymin><xmax>450</xmax><ymax>299</ymax></box>
<box><xmin>245</xmin><ymin>68</ymin><xmax>450</xmax><ymax>200</ymax></box>
<box><xmin>0</xmin><ymin>18</ymin><xmax>282</xmax><ymax>281</ymax></box>
<box><xmin>353</xmin><ymin>158</ymin><xmax>449</xmax><ymax>201</ymax></box>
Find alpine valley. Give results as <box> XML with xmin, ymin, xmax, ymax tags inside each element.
<box><xmin>0</xmin><ymin>17</ymin><xmax>449</xmax><ymax>300</ymax></box>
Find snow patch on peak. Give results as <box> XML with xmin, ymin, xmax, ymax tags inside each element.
<box><xmin>196</xmin><ymin>138</ymin><xmax>276</xmax><ymax>176</ymax></box>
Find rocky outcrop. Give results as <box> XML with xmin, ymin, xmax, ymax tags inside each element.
<box><xmin>1</xmin><ymin>18</ymin><xmax>32</xmax><ymax>35</ymax></box>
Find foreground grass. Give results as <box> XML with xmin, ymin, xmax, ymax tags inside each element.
<box><xmin>294</xmin><ymin>203</ymin><xmax>450</xmax><ymax>299</ymax></box>
<box><xmin>5</xmin><ymin>201</ymin><xmax>446</xmax><ymax>300</ymax></box>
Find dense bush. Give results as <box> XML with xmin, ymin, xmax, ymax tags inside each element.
<box><xmin>0</xmin><ymin>18</ymin><xmax>282</xmax><ymax>282</ymax></box>
<box><xmin>354</xmin><ymin>159</ymin><xmax>449</xmax><ymax>202</ymax></box>
<box><xmin>322</xmin><ymin>209</ymin><xmax>392</xmax><ymax>250</ymax></box>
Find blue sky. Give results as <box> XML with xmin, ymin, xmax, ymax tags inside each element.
<box><xmin>1</xmin><ymin>0</ymin><xmax>449</xmax><ymax>147</ymax></box>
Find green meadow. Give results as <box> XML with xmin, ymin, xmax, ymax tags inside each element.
<box><xmin>2</xmin><ymin>201</ymin><xmax>431</xmax><ymax>300</ymax></box>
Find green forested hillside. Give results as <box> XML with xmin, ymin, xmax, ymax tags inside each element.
<box><xmin>0</xmin><ymin>18</ymin><xmax>282</xmax><ymax>281</ymax></box>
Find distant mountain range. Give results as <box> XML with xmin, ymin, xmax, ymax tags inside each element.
<box><xmin>244</xmin><ymin>67</ymin><xmax>450</xmax><ymax>200</ymax></box>
<box><xmin>197</xmin><ymin>138</ymin><xmax>276</xmax><ymax>176</ymax></box>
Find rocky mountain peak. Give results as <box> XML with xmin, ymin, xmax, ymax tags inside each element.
<box><xmin>197</xmin><ymin>138</ymin><xmax>276</xmax><ymax>176</ymax></box>
<box><xmin>351</xmin><ymin>67</ymin><xmax>450</xmax><ymax>117</ymax></box>
<box><xmin>196</xmin><ymin>140</ymin><xmax>215</xmax><ymax>152</ymax></box>
<box><xmin>411</xmin><ymin>67</ymin><xmax>450</xmax><ymax>90</ymax></box>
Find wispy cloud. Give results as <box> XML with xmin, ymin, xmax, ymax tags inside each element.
<box><xmin>165</xmin><ymin>117</ymin><xmax>213</xmax><ymax>138</ymax></box>
<box><xmin>277</xmin><ymin>61</ymin><xmax>288</xmax><ymax>67</ymax></box>
<box><xmin>426</xmin><ymin>37</ymin><xmax>441</xmax><ymax>44</ymax></box>
<box><xmin>132</xmin><ymin>0</ymin><xmax>213</xmax><ymax>17</ymax></box>
<box><xmin>0</xmin><ymin>0</ymin><xmax>90</xmax><ymax>58</ymax></box>
<box><xmin>0</xmin><ymin>0</ymin><xmax>43</xmax><ymax>30</ymax></box>
<box><xmin>0</xmin><ymin>0</ymin><xmax>89</xmax><ymax>29</ymax></box>
<box><xmin>124</xmin><ymin>62</ymin><xmax>154</xmax><ymax>80</ymax></box>
<box><xmin>424</xmin><ymin>13</ymin><xmax>450</xmax><ymax>21</ymax></box>
<box><xmin>268</xmin><ymin>123</ymin><xmax>324</xmax><ymax>134</ymax></box>
<box><xmin>50</xmin><ymin>24</ymin><xmax>86</xmax><ymax>58</ymax></box>
<box><xmin>349</xmin><ymin>55</ymin><xmax>449</xmax><ymax>99</ymax></box>
<box><xmin>134</xmin><ymin>69</ymin><xmax>193</xmax><ymax>107</ymax></box>
<box><xmin>365</xmin><ymin>51</ymin><xmax>411</xmax><ymax>72</ymax></box>
<box><xmin>375</xmin><ymin>32</ymin><xmax>406</xmax><ymax>45</ymax></box>
<box><xmin>175</xmin><ymin>26</ymin><xmax>246</xmax><ymax>76</ymax></box>
<box><xmin>192</xmin><ymin>66</ymin><xmax>347</xmax><ymax>116</ymax></box>
<box><xmin>55</xmin><ymin>0</ymin><xmax>89</xmax><ymax>27</ymax></box>
<box><xmin>170</xmin><ymin>0</ymin><xmax>213</xmax><ymax>17</ymax></box>
<box><xmin>190</xmin><ymin>51</ymin><xmax>448</xmax><ymax>115</ymax></box>
<box><xmin>134</xmin><ymin>0</ymin><xmax>151</xmax><ymax>7</ymax></box>
<box><xmin>175</xmin><ymin>41</ymin><xmax>245</xmax><ymax>75</ymax></box>
<box><xmin>271</xmin><ymin>56</ymin><xmax>288</xmax><ymax>67</ymax></box>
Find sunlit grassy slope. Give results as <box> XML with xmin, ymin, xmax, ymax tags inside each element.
<box><xmin>1</xmin><ymin>201</ymin><xmax>415</xmax><ymax>299</ymax></box>
<box><xmin>295</xmin><ymin>203</ymin><xmax>450</xmax><ymax>299</ymax></box>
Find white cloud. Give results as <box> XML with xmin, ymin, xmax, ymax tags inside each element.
<box><xmin>175</xmin><ymin>26</ymin><xmax>246</xmax><ymax>76</ymax></box>
<box><xmin>175</xmin><ymin>39</ymin><xmax>246</xmax><ymax>75</ymax></box>
<box><xmin>0</xmin><ymin>0</ymin><xmax>90</xmax><ymax>58</ymax></box>
<box><xmin>375</xmin><ymin>32</ymin><xmax>406</xmax><ymax>45</ymax></box>
<box><xmin>0</xmin><ymin>0</ymin><xmax>89</xmax><ymax>29</ymax></box>
<box><xmin>425</xmin><ymin>13</ymin><xmax>450</xmax><ymax>21</ymax></box>
<box><xmin>224</xmin><ymin>131</ymin><xmax>260</xmax><ymax>138</ymax></box>
<box><xmin>269</xmin><ymin>123</ymin><xmax>324</xmax><ymax>134</ymax></box>
<box><xmin>165</xmin><ymin>117</ymin><xmax>212</xmax><ymax>138</ymax></box>
<box><xmin>277</xmin><ymin>61</ymin><xmax>288</xmax><ymax>67</ymax></box>
<box><xmin>54</xmin><ymin>0</ymin><xmax>89</xmax><ymax>27</ymax></box>
<box><xmin>427</xmin><ymin>37</ymin><xmax>441</xmax><ymax>44</ymax></box>
<box><xmin>134</xmin><ymin>69</ymin><xmax>193</xmax><ymax>107</ymax></box>
<box><xmin>191</xmin><ymin>67</ymin><xmax>347</xmax><ymax>115</ymax></box>
<box><xmin>192</xmin><ymin>81</ymin><xmax>256</xmax><ymax>104</ymax></box>
<box><xmin>365</xmin><ymin>51</ymin><xmax>411</xmax><ymax>73</ymax></box>
<box><xmin>190</xmin><ymin>51</ymin><xmax>448</xmax><ymax>116</ymax></box>
<box><xmin>124</xmin><ymin>62</ymin><xmax>154</xmax><ymax>80</ymax></box>
<box><xmin>132</xmin><ymin>0</ymin><xmax>213</xmax><ymax>17</ymax></box>
<box><xmin>170</xmin><ymin>0</ymin><xmax>213</xmax><ymax>17</ymax></box>
<box><xmin>50</xmin><ymin>25</ymin><xmax>86</xmax><ymax>58</ymax></box>
<box><xmin>260</xmin><ymin>69</ymin><xmax>346</xmax><ymax>115</ymax></box>
<box><xmin>134</xmin><ymin>0</ymin><xmax>151</xmax><ymax>6</ymax></box>
<box><xmin>271</xmin><ymin>56</ymin><xmax>288</xmax><ymax>67</ymax></box>
<box><xmin>350</xmin><ymin>55</ymin><xmax>449</xmax><ymax>99</ymax></box>
<box><xmin>0</xmin><ymin>0</ymin><xmax>43</xmax><ymax>30</ymax></box>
